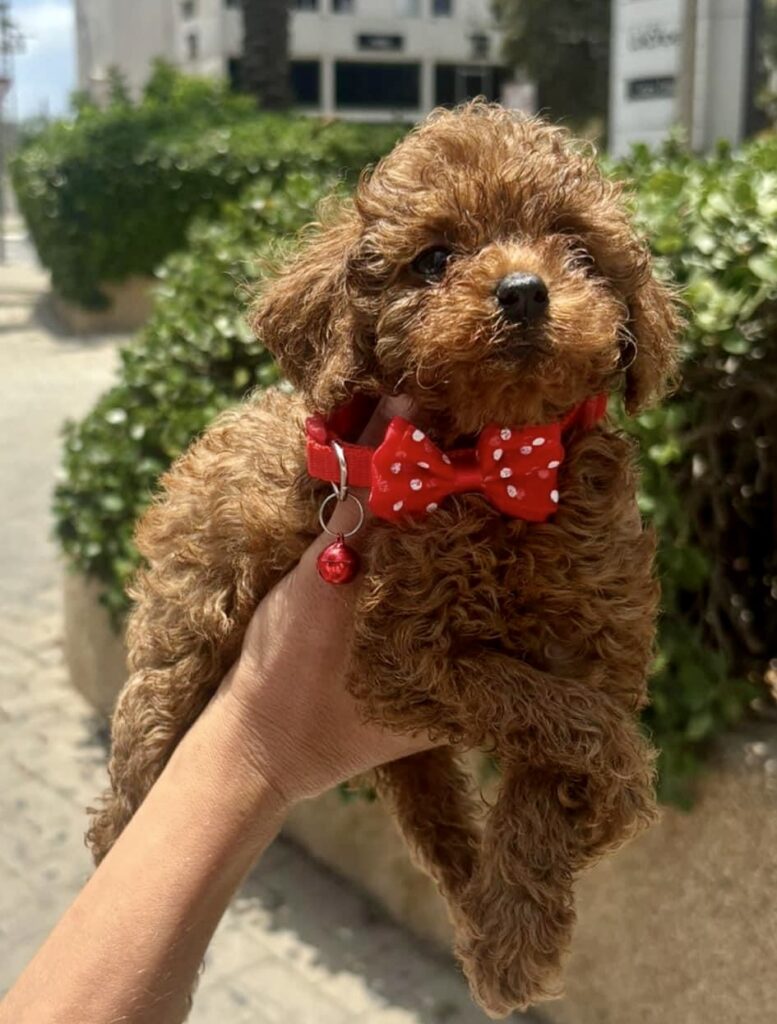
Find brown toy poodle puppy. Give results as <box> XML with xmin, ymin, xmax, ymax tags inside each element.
<box><xmin>88</xmin><ymin>103</ymin><xmax>679</xmax><ymax>1016</ymax></box>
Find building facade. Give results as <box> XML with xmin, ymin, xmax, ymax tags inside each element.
<box><xmin>609</xmin><ymin>0</ymin><xmax>756</xmax><ymax>155</ymax></box>
<box><xmin>75</xmin><ymin>0</ymin><xmax>507</xmax><ymax>121</ymax></box>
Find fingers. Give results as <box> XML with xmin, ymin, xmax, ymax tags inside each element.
<box><xmin>358</xmin><ymin>394</ymin><xmax>416</xmax><ymax>446</ymax></box>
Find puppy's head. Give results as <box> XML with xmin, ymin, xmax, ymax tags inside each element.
<box><xmin>252</xmin><ymin>104</ymin><xmax>679</xmax><ymax>435</ymax></box>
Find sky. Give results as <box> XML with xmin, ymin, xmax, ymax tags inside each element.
<box><xmin>10</xmin><ymin>0</ymin><xmax>75</xmax><ymax>121</ymax></box>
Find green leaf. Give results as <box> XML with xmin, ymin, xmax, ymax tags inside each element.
<box><xmin>721</xmin><ymin>333</ymin><xmax>750</xmax><ymax>355</ymax></box>
<box><xmin>686</xmin><ymin>711</ymin><xmax>716</xmax><ymax>741</ymax></box>
<box><xmin>748</xmin><ymin>253</ymin><xmax>777</xmax><ymax>284</ymax></box>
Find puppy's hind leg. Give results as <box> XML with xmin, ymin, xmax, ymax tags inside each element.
<box><xmin>375</xmin><ymin>748</ymin><xmax>481</xmax><ymax>915</ymax></box>
<box><xmin>86</xmin><ymin>566</ymin><xmax>259</xmax><ymax>864</ymax></box>
<box><xmin>87</xmin><ymin>668</ymin><xmax>220</xmax><ymax>863</ymax></box>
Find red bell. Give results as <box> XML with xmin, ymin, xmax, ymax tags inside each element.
<box><xmin>316</xmin><ymin>534</ymin><xmax>361</xmax><ymax>585</ymax></box>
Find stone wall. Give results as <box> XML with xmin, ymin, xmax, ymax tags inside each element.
<box><xmin>63</xmin><ymin>569</ymin><xmax>127</xmax><ymax>719</ymax></box>
<box><xmin>554</xmin><ymin>727</ymin><xmax>776</xmax><ymax>1024</ymax></box>
<box><xmin>52</xmin><ymin>276</ymin><xmax>154</xmax><ymax>335</ymax></box>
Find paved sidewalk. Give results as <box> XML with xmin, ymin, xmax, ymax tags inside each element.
<box><xmin>0</xmin><ymin>261</ymin><xmax>505</xmax><ymax>1023</ymax></box>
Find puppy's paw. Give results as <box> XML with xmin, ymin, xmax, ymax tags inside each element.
<box><xmin>457</xmin><ymin>929</ymin><xmax>565</xmax><ymax>1018</ymax></box>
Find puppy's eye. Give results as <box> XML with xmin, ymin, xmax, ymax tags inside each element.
<box><xmin>410</xmin><ymin>247</ymin><xmax>452</xmax><ymax>281</ymax></box>
<box><xmin>563</xmin><ymin>237</ymin><xmax>596</xmax><ymax>277</ymax></box>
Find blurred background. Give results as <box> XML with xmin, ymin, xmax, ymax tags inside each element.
<box><xmin>0</xmin><ymin>2</ymin><xmax>775</xmax><ymax>1022</ymax></box>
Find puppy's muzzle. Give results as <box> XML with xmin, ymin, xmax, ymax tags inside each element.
<box><xmin>495</xmin><ymin>273</ymin><xmax>549</xmax><ymax>325</ymax></box>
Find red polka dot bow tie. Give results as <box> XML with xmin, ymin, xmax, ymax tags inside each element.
<box><xmin>305</xmin><ymin>394</ymin><xmax>607</xmax><ymax>524</ymax></box>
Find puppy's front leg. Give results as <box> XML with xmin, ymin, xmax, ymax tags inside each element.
<box><xmin>456</xmin><ymin>672</ymin><xmax>657</xmax><ymax>1017</ymax></box>
<box><xmin>88</xmin><ymin>392</ymin><xmax>316</xmax><ymax>863</ymax></box>
<box><xmin>457</xmin><ymin>756</ymin><xmax>575</xmax><ymax>1015</ymax></box>
<box><xmin>376</xmin><ymin>748</ymin><xmax>480</xmax><ymax>911</ymax></box>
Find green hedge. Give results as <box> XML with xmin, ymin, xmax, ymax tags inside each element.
<box><xmin>12</xmin><ymin>63</ymin><xmax>400</xmax><ymax>308</ymax></box>
<box><xmin>54</xmin><ymin>170</ymin><xmax>338</xmax><ymax>621</ymax></box>
<box><xmin>54</xmin><ymin>132</ymin><xmax>777</xmax><ymax>804</ymax></box>
<box><xmin>615</xmin><ymin>135</ymin><xmax>777</xmax><ymax>802</ymax></box>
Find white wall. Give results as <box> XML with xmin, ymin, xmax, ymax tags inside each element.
<box><xmin>220</xmin><ymin>0</ymin><xmax>502</xmax><ymax>119</ymax></box>
<box><xmin>175</xmin><ymin>0</ymin><xmax>228</xmax><ymax>77</ymax></box>
<box><xmin>693</xmin><ymin>0</ymin><xmax>750</xmax><ymax>149</ymax></box>
<box><xmin>609</xmin><ymin>0</ymin><xmax>684</xmax><ymax>155</ymax></box>
<box><xmin>75</xmin><ymin>0</ymin><xmax>111</xmax><ymax>91</ymax></box>
<box><xmin>218</xmin><ymin>0</ymin><xmax>497</xmax><ymax>60</ymax></box>
<box><xmin>293</xmin><ymin>0</ymin><xmax>497</xmax><ymax>64</ymax></box>
<box><xmin>609</xmin><ymin>0</ymin><xmax>752</xmax><ymax>155</ymax></box>
<box><xmin>76</xmin><ymin>0</ymin><xmax>506</xmax><ymax>120</ymax></box>
<box><xmin>75</xmin><ymin>0</ymin><xmax>177</xmax><ymax>98</ymax></box>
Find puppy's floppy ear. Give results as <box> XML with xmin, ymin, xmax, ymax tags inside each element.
<box><xmin>250</xmin><ymin>199</ymin><xmax>371</xmax><ymax>411</ymax></box>
<box><xmin>623</xmin><ymin>257</ymin><xmax>681</xmax><ymax>415</ymax></box>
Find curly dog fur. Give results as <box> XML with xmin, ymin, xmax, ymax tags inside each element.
<box><xmin>88</xmin><ymin>103</ymin><xmax>679</xmax><ymax>1016</ymax></box>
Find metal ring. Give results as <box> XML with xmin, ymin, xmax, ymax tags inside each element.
<box><xmin>318</xmin><ymin>491</ymin><xmax>365</xmax><ymax>539</ymax></box>
<box><xmin>330</xmin><ymin>440</ymin><xmax>348</xmax><ymax>501</ymax></box>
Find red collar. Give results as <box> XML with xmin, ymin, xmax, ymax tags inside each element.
<box><xmin>306</xmin><ymin>394</ymin><xmax>607</xmax><ymax>523</ymax></box>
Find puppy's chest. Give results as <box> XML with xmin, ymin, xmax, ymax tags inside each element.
<box><xmin>359</xmin><ymin>500</ymin><xmax>586</xmax><ymax>656</ymax></box>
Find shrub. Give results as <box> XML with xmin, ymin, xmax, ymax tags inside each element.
<box><xmin>54</xmin><ymin>170</ymin><xmax>340</xmax><ymax>621</ymax></box>
<box><xmin>616</xmin><ymin>134</ymin><xmax>777</xmax><ymax>802</ymax></box>
<box><xmin>54</xmin><ymin>134</ymin><xmax>777</xmax><ymax>804</ymax></box>
<box><xmin>12</xmin><ymin>63</ymin><xmax>400</xmax><ymax>308</ymax></box>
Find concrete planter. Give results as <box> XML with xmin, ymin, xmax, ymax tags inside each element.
<box><xmin>52</xmin><ymin>276</ymin><xmax>154</xmax><ymax>335</ymax></box>
<box><xmin>64</xmin><ymin>566</ymin><xmax>777</xmax><ymax>1024</ymax></box>
<box><xmin>63</xmin><ymin>568</ymin><xmax>128</xmax><ymax>719</ymax></box>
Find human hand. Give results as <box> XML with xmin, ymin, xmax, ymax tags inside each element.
<box><xmin>0</xmin><ymin>397</ymin><xmax>437</xmax><ymax>1024</ymax></box>
<box><xmin>215</xmin><ymin>395</ymin><xmax>436</xmax><ymax>808</ymax></box>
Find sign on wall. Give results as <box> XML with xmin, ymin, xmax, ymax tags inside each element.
<box><xmin>610</xmin><ymin>0</ymin><xmax>752</xmax><ymax>156</ymax></box>
<box><xmin>609</xmin><ymin>0</ymin><xmax>683</xmax><ymax>156</ymax></box>
<box><xmin>357</xmin><ymin>34</ymin><xmax>404</xmax><ymax>52</ymax></box>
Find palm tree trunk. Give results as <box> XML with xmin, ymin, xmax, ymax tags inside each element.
<box><xmin>241</xmin><ymin>0</ymin><xmax>291</xmax><ymax>110</ymax></box>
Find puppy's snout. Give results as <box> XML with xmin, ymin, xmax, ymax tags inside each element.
<box><xmin>495</xmin><ymin>273</ymin><xmax>549</xmax><ymax>325</ymax></box>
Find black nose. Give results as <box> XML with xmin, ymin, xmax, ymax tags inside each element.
<box><xmin>495</xmin><ymin>273</ymin><xmax>549</xmax><ymax>324</ymax></box>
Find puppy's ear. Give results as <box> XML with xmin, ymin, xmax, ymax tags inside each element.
<box><xmin>623</xmin><ymin>262</ymin><xmax>681</xmax><ymax>415</ymax></box>
<box><xmin>251</xmin><ymin>200</ymin><xmax>370</xmax><ymax>410</ymax></box>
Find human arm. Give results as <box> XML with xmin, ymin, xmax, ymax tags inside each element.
<box><xmin>0</xmin><ymin>398</ymin><xmax>430</xmax><ymax>1024</ymax></box>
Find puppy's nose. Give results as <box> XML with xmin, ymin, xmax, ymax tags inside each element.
<box><xmin>496</xmin><ymin>273</ymin><xmax>549</xmax><ymax>324</ymax></box>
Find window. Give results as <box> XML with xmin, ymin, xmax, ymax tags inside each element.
<box><xmin>291</xmin><ymin>60</ymin><xmax>321</xmax><ymax>105</ymax></box>
<box><xmin>471</xmin><ymin>33</ymin><xmax>490</xmax><ymax>60</ymax></box>
<box><xmin>227</xmin><ymin>56</ymin><xmax>243</xmax><ymax>91</ymax></box>
<box><xmin>294</xmin><ymin>0</ymin><xmax>318</xmax><ymax>9</ymax></box>
<box><xmin>336</xmin><ymin>62</ymin><xmax>420</xmax><ymax>109</ymax></box>
<box><xmin>395</xmin><ymin>0</ymin><xmax>420</xmax><ymax>15</ymax></box>
<box><xmin>186</xmin><ymin>32</ymin><xmax>199</xmax><ymax>60</ymax></box>
<box><xmin>435</xmin><ymin>64</ymin><xmax>504</xmax><ymax>106</ymax></box>
<box><xmin>332</xmin><ymin>0</ymin><xmax>354</xmax><ymax>12</ymax></box>
<box><xmin>227</xmin><ymin>57</ymin><xmax>320</xmax><ymax>104</ymax></box>
<box><xmin>181</xmin><ymin>0</ymin><xmax>196</xmax><ymax>18</ymax></box>
<box><xmin>432</xmin><ymin>0</ymin><xmax>452</xmax><ymax>15</ymax></box>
